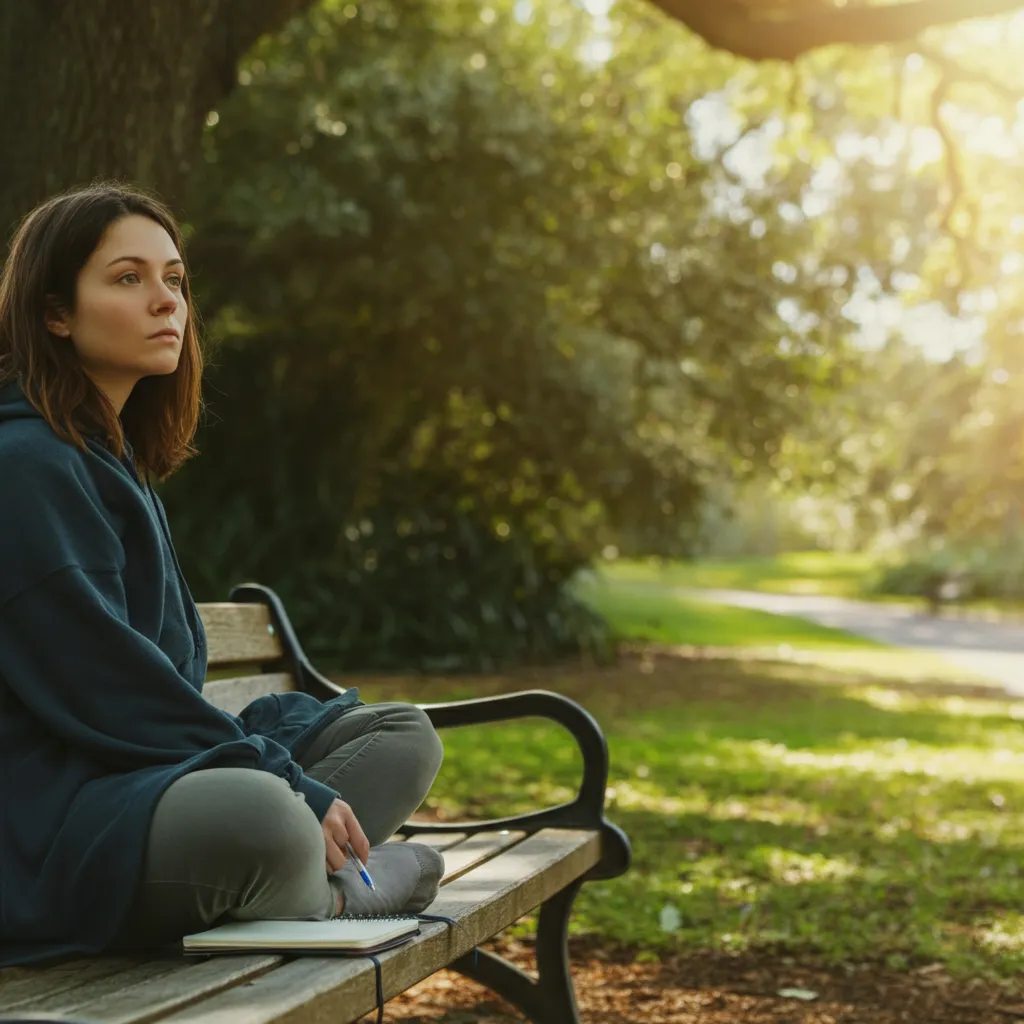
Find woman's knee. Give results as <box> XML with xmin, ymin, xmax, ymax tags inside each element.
<box><xmin>227</xmin><ymin>777</ymin><xmax>330</xmax><ymax>918</ymax></box>
<box><xmin>383</xmin><ymin>703</ymin><xmax>444</xmax><ymax>786</ymax></box>
<box><xmin>241</xmin><ymin>775</ymin><xmax>325</xmax><ymax>872</ymax></box>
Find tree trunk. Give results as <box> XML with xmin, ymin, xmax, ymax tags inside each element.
<box><xmin>0</xmin><ymin>0</ymin><xmax>315</xmax><ymax>242</ymax></box>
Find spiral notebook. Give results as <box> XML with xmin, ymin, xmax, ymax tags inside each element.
<box><xmin>182</xmin><ymin>915</ymin><xmax>421</xmax><ymax>955</ymax></box>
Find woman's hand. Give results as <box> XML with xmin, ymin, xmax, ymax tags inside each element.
<box><xmin>321</xmin><ymin>798</ymin><xmax>370</xmax><ymax>873</ymax></box>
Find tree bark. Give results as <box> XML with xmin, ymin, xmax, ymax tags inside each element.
<box><xmin>646</xmin><ymin>0</ymin><xmax>1024</xmax><ymax>62</ymax></box>
<box><xmin>0</xmin><ymin>0</ymin><xmax>316</xmax><ymax>242</ymax></box>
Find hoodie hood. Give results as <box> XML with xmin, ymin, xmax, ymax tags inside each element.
<box><xmin>0</xmin><ymin>378</ymin><xmax>42</xmax><ymax>422</ymax></box>
<box><xmin>0</xmin><ymin>377</ymin><xmax>128</xmax><ymax>463</ymax></box>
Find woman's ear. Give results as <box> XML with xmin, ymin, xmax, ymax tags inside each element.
<box><xmin>43</xmin><ymin>298</ymin><xmax>72</xmax><ymax>338</ymax></box>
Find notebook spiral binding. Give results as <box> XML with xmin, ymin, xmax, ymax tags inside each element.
<box><xmin>328</xmin><ymin>912</ymin><xmax>418</xmax><ymax>922</ymax></box>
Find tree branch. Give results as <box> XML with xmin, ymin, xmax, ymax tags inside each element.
<box><xmin>197</xmin><ymin>0</ymin><xmax>318</xmax><ymax>102</ymax></box>
<box><xmin>930</xmin><ymin>77</ymin><xmax>961</xmax><ymax>236</ymax></box>
<box><xmin>915</xmin><ymin>42</ymin><xmax>1023</xmax><ymax>103</ymax></box>
<box><xmin>645</xmin><ymin>0</ymin><xmax>1024</xmax><ymax>62</ymax></box>
<box><xmin>223</xmin><ymin>0</ymin><xmax>317</xmax><ymax>67</ymax></box>
<box><xmin>929</xmin><ymin>74</ymin><xmax>973</xmax><ymax>290</ymax></box>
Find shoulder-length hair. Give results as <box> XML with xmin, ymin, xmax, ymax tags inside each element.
<box><xmin>0</xmin><ymin>181</ymin><xmax>203</xmax><ymax>480</ymax></box>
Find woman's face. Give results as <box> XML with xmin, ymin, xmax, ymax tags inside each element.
<box><xmin>46</xmin><ymin>214</ymin><xmax>187</xmax><ymax>411</ymax></box>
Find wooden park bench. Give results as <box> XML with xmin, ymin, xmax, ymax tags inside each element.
<box><xmin>0</xmin><ymin>583</ymin><xmax>631</xmax><ymax>1024</ymax></box>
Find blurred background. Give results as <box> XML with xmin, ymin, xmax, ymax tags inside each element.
<box><xmin>9</xmin><ymin>1</ymin><xmax>1024</xmax><ymax>1017</ymax></box>
<box><xmin>11</xmin><ymin>0</ymin><xmax>1024</xmax><ymax>671</ymax></box>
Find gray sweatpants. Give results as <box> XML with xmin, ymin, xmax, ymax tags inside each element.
<box><xmin>112</xmin><ymin>702</ymin><xmax>443</xmax><ymax>949</ymax></box>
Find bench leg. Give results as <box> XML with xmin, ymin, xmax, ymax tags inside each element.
<box><xmin>451</xmin><ymin>879</ymin><xmax>584</xmax><ymax>1024</ymax></box>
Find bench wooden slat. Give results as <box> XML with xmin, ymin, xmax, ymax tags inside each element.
<box><xmin>386</xmin><ymin>830</ymin><xmax>525</xmax><ymax>878</ymax></box>
<box><xmin>434</xmin><ymin>830</ymin><xmax>527</xmax><ymax>882</ymax></box>
<box><xmin>198</xmin><ymin>604</ymin><xmax>283</xmax><ymax>666</ymax></box>
<box><xmin>399</xmin><ymin>831</ymin><xmax>468</xmax><ymax>850</ymax></box>
<box><xmin>0</xmin><ymin>957</ymin><xmax>144</xmax><ymax>1010</ymax></box>
<box><xmin>33</xmin><ymin>955</ymin><xmax>282</xmax><ymax>1024</ymax></box>
<box><xmin>156</xmin><ymin>828</ymin><xmax>600</xmax><ymax>1024</ymax></box>
<box><xmin>12</xmin><ymin>959</ymin><xmax>189</xmax><ymax>1017</ymax></box>
<box><xmin>203</xmin><ymin>673</ymin><xmax>296</xmax><ymax>715</ymax></box>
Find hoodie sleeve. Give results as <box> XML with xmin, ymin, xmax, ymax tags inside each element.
<box><xmin>0</xmin><ymin>565</ymin><xmax>341</xmax><ymax>820</ymax></box>
<box><xmin>0</xmin><ymin>446</ymin><xmax>340</xmax><ymax>821</ymax></box>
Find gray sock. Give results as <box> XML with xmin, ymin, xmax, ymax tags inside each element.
<box><xmin>332</xmin><ymin>842</ymin><xmax>444</xmax><ymax>917</ymax></box>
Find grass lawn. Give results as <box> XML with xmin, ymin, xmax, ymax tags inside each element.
<box><xmin>573</xmin><ymin>574</ymin><xmax>881</xmax><ymax>650</ymax></box>
<box><xmin>574</xmin><ymin>569</ymin><xmax>985</xmax><ymax>684</ymax></box>
<box><xmin>347</xmin><ymin>580</ymin><xmax>1024</xmax><ymax>978</ymax></box>
<box><xmin>597</xmin><ymin>551</ymin><xmax>878</xmax><ymax>598</ymax></box>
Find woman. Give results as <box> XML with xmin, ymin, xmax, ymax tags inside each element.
<box><xmin>0</xmin><ymin>182</ymin><xmax>445</xmax><ymax>967</ymax></box>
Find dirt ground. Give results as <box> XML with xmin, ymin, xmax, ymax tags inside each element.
<box><xmin>380</xmin><ymin>938</ymin><xmax>1024</xmax><ymax>1023</ymax></box>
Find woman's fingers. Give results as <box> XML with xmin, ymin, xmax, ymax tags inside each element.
<box><xmin>323</xmin><ymin>832</ymin><xmax>347</xmax><ymax>873</ymax></box>
<box><xmin>322</xmin><ymin>798</ymin><xmax>372</xmax><ymax>870</ymax></box>
<box><xmin>347</xmin><ymin>815</ymin><xmax>370</xmax><ymax>865</ymax></box>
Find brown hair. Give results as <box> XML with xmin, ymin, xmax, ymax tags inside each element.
<box><xmin>0</xmin><ymin>181</ymin><xmax>203</xmax><ymax>480</ymax></box>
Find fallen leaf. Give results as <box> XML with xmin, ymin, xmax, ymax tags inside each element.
<box><xmin>778</xmin><ymin>987</ymin><xmax>820</xmax><ymax>1001</ymax></box>
<box><xmin>659</xmin><ymin>903</ymin><xmax>682</xmax><ymax>932</ymax></box>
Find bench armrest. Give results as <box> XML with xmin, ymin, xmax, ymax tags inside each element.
<box><xmin>414</xmin><ymin>689</ymin><xmax>608</xmax><ymax>825</ymax></box>
<box><xmin>404</xmin><ymin>690</ymin><xmax>630</xmax><ymax>879</ymax></box>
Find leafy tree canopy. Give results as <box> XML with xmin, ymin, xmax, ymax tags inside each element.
<box><xmin>162</xmin><ymin>0</ymin><xmax>868</xmax><ymax>666</ymax></box>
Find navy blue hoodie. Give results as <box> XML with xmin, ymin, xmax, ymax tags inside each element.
<box><xmin>0</xmin><ymin>379</ymin><xmax>361</xmax><ymax>965</ymax></box>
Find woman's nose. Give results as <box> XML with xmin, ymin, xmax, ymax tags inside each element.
<box><xmin>149</xmin><ymin>278</ymin><xmax>178</xmax><ymax>309</ymax></box>
<box><xmin>152</xmin><ymin>287</ymin><xmax>178</xmax><ymax>315</ymax></box>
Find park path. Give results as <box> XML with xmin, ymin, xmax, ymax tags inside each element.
<box><xmin>686</xmin><ymin>588</ymin><xmax>1024</xmax><ymax>697</ymax></box>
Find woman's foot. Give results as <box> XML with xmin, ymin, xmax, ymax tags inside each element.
<box><xmin>333</xmin><ymin>842</ymin><xmax>444</xmax><ymax>917</ymax></box>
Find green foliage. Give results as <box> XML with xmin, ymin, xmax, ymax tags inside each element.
<box><xmin>688</xmin><ymin>479</ymin><xmax>821</xmax><ymax>558</ymax></box>
<box><xmin>871</xmin><ymin>552</ymin><xmax>957</xmax><ymax>600</ymax></box>
<box><xmin>162</xmin><ymin>0</ymin><xmax>861</xmax><ymax>668</ymax></box>
<box><xmin>872</xmin><ymin>543</ymin><xmax>1024</xmax><ymax>605</ymax></box>
<box><xmin>363</xmin><ymin>580</ymin><xmax>1024</xmax><ymax>974</ymax></box>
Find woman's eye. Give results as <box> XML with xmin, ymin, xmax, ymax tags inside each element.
<box><xmin>118</xmin><ymin>271</ymin><xmax>183</xmax><ymax>287</ymax></box>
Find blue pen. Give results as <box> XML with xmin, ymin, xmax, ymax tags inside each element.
<box><xmin>346</xmin><ymin>841</ymin><xmax>376</xmax><ymax>891</ymax></box>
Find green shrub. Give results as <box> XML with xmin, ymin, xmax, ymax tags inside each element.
<box><xmin>870</xmin><ymin>543</ymin><xmax>1024</xmax><ymax>603</ymax></box>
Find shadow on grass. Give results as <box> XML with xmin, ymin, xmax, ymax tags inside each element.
<box><xmin>386</xmin><ymin>651</ymin><xmax>1022</xmax><ymax>751</ymax></box>
<box><xmin>355</xmin><ymin>652</ymin><xmax>1024</xmax><ymax>971</ymax></box>
<box><xmin>577</xmin><ymin>801</ymin><xmax>1024</xmax><ymax>971</ymax></box>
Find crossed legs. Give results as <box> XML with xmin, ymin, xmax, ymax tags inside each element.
<box><xmin>112</xmin><ymin>703</ymin><xmax>443</xmax><ymax>949</ymax></box>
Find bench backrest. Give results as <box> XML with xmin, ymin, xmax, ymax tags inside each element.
<box><xmin>198</xmin><ymin>602</ymin><xmax>299</xmax><ymax>714</ymax></box>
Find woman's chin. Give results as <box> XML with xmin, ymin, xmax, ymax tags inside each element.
<box><xmin>142</xmin><ymin>355</ymin><xmax>183</xmax><ymax>378</ymax></box>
